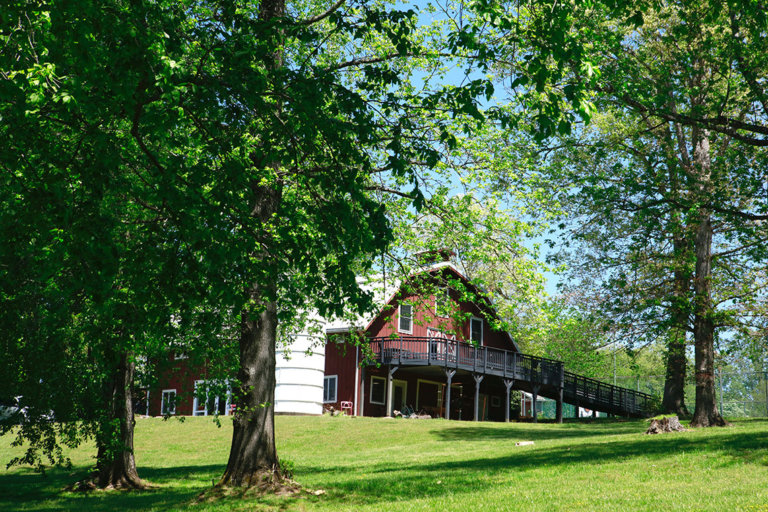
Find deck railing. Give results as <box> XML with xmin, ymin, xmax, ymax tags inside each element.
<box><xmin>562</xmin><ymin>371</ymin><xmax>655</xmax><ymax>416</ymax></box>
<box><xmin>367</xmin><ymin>336</ymin><xmax>563</xmax><ymax>385</ymax></box>
<box><xmin>367</xmin><ymin>336</ymin><xmax>655</xmax><ymax>417</ymax></box>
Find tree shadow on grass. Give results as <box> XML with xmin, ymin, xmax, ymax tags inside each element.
<box><xmin>4</xmin><ymin>421</ymin><xmax>767</xmax><ymax>511</ymax></box>
<box><xmin>0</xmin><ymin>464</ymin><xmax>226</xmax><ymax>512</ymax></box>
<box><xmin>429</xmin><ymin>419</ymin><xmax>647</xmax><ymax>442</ymax></box>
<box><xmin>299</xmin><ymin>425</ymin><xmax>768</xmax><ymax>508</ymax></box>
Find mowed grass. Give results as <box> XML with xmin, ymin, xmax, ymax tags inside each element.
<box><xmin>2</xmin><ymin>416</ymin><xmax>768</xmax><ymax>512</ymax></box>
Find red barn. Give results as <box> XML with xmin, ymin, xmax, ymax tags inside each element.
<box><xmin>321</xmin><ymin>260</ymin><xmax>523</xmax><ymax>421</ymax></box>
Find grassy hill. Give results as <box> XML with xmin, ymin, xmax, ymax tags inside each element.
<box><xmin>2</xmin><ymin>416</ymin><xmax>768</xmax><ymax>511</ymax></box>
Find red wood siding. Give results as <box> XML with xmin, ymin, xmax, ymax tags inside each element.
<box><xmin>366</xmin><ymin>277</ymin><xmax>516</xmax><ymax>353</ymax></box>
<box><xmin>323</xmin><ymin>336</ymin><xmax>359</xmax><ymax>412</ymax></box>
<box><xmin>147</xmin><ymin>354</ymin><xmax>223</xmax><ymax>416</ymax></box>
<box><xmin>148</xmin><ymin>355</ymin><xmax>198</xmax><ymax>416</ymax></box>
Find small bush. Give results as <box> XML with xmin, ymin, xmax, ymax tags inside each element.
<box><xmin>279</xmin><ymin>458</ymin><xmax>295</xmax><ymax>479</ymax></box>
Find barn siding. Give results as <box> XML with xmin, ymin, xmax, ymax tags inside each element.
<box><xmin>148</xmin><ymin>355</ymin><xmax>199</xmax><ymax>416</ymax></box>
<box><xmin>367</xmin><ymin>282</ymin><xmax>515</xmax><ymax>352</ymax></box>
<box><xmin>323</xmin><ymin>336</ymin><xmax>359</xmax><ymax>412</ymax></box>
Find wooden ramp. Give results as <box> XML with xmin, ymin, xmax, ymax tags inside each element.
<box><xmin>368</xmin><ymin>337</ymin><xmax>655</xmax><ymax>418</ymax></box>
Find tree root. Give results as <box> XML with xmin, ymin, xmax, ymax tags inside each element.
<box><xmin>689</xmin><ymin>414</ymin><xmax>731</xmax><ymax>428</ymax></box>
<box><xmin>199</xmin><ymin>466</ymin><xmax>302</xmax><ymax>502</ymax></box>
<box><xmin>66</xmin><ymin>471</ymin><xmax>151</xmax><ymax>492</ymax></box>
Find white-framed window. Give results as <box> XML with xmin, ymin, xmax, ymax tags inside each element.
<box><xmin>323</xmin><ymin>375</ymin><xmax>338</xmax><ymax>403</ymax></box>
<box><xmin>193</xmin><ymin>380</ymin><xmax>232</xmax><ymax>416</ymax></box>
<box><xmin>161</xmin><ymin>389</ymin><xmax>177</xmax><ymax>415</ymax></box>
<box><xmin>470</xmin><ymin>317</ymin><xmax>483</xmax><ymax>345</ymax></box>
<box><xmin>173</xmin><ymin>351</ymin><xmax>188</xmax><ymax>360</ymax></box>
<box><xmin>398</xmin><ymin>304</ymin><xmax>413</xmax><ymax>334</ymax></box>
<box><xmin>370</xmin><ymin>376</ymin><xmax>386</xmax><ymax>405</ymax></box>
<box><xmin>435</xmin><ymin>287</ymin><xmax>450</xmax><ymax>318</ymax></box>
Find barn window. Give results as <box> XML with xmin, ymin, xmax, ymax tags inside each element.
<box><xmin>323</xmin><ymin>375</ymin><xmax>338</xmax><ymax>403</ymax></box>
<box><xmin>192</xmin><ymin>380</ymin><xmax>232</xmax><ymax>416</ymax></box>
<box><xmin>161</xmin><ymin>389</ymin><xmax>176</xmax><ymax>415</ymax></box>
<box><xmin>398</xmin><ymin>304</ymin><xmax>413</xmax><ymax>334</ymax></box>
<box><xmin>370</xmin><ymin>376</ymin><xmax>386</xmax><ymax>404</ymax></box>
<box><xmin>470</xmin><ymin>317</ymin><xmax>483</xmax><ymax>345</ymax></box>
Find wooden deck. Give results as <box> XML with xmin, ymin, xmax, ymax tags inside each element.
<box><xmin>367</xmin><ymin>337</ymin><xmax>655</xmax><ymax>418</ymax></box>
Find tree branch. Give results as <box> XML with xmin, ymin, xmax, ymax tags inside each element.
<box><xmin>299</xmin><ymin>0</ymin><xmax>345</xmax><ymax>26</ymax></box>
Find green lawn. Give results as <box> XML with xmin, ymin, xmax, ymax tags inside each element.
<box><xmin>2</xmin><ymin>416</ymin><xmax>768</xmax><ymax>511</ymax></box>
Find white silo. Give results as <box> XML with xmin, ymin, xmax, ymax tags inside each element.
<box><xmin>274</xmin><ymin>332</ymin><xmax>325</xmax><ymax>415</ymax></box>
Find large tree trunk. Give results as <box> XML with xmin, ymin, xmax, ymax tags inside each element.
<box><xmin>689</xmin><ymin>131</ymin><xmax>726</xmax><ymax>427</ymax></box>
<box><xmin>220</xmin><ymin>0</ymin><xmax>285</xmax><ymax>471</ymax></box>
<box><xmin>219</xmin><ymin>0</ymin><xmax>292</xmax><ymax>487</ymax></box>
<box><xmin>662</xmin><ymin>328</ymin><xmax>689</xmax><ymax>416</ymax></box>
<box><xmin>220</xmin><ymin>175</ymin><xmax>282</xmax><ymax>488</ymax></box>
<box><xmin>662</xmin><ymin>157</ymin><xmax>690</xmax><ymax>417</ymax></box>
<box><xmin>95</xmin><ymin>351</ymin><xmax>145</xmax><ymax>489</ymax></box>
<box><xmin>219</xmin><ymin>289</ymin><xmax>280</xmax><ymax>486</ymax></box>
<box><xmin>219</xmin><ymin>179</ymin><xmax>282</xmax><ymax>487</ymax></box>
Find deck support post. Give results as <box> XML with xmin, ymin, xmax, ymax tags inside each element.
<box><xmin>359</xmin><ymin>366</ymin><xmax>366</xmax><ymax>417</ymax></box>
<box><xmin>473</xmin><ymin>374</ymin><xmax>484</xmax><ymax>421</ymax></box>
<box><xmin>444</xmin><ymin>369</ymin><xmax>456</xmax><ymax>420</ymax></box>
<box><xmin>555</xmin><ymin>386</ymin><xmax>563</xmax><ymax>424</ymax></box>
<box><xmin>592</xmin><ymin>407</ymin><xmax>597</xmax><ymax>419</ymax></box>
<box><xmin>503</xmin><ymin>379</ymin><xmax>514</xmax><ymax>423</ymax></box>
<box><xmin>386</xmin><ymin>365</ymin><xmax>398</xmax><ymax>417</ymax></box>
<box><xmin>531</xmin><ymin>384</ymin><xmax>540</xmax><ymax>423</ymax></box>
